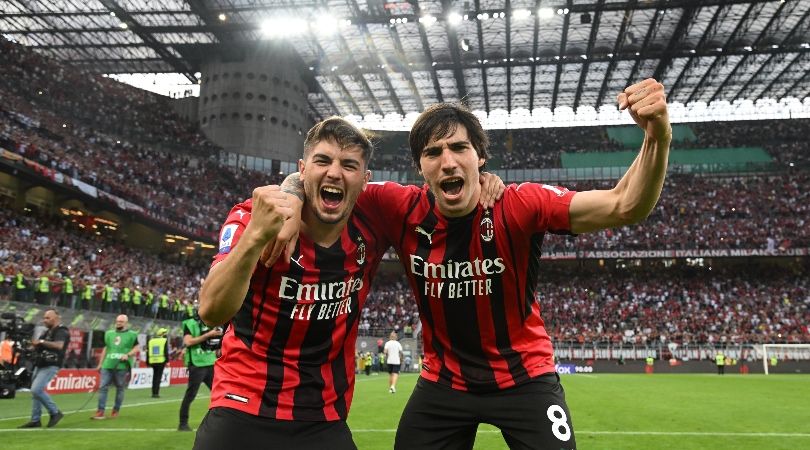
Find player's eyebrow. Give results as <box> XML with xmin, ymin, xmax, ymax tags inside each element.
<box><xmin>422</xmin><ymin>139</ymin><xmax>471</xmax><ymax>154</ymax></box>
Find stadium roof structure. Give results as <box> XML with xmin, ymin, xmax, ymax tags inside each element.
<box><xmin>3</xmin><ymin>0</ymin><xmax>809</xmax><ymax>126</ymax></box>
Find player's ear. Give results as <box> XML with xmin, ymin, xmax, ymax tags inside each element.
<box><xmin>298</xmin><ymin>159</ymin><xmax>305</xmax><ymax>180</ymax></box>
<box><xmin>362</xmin><ymin>170</ymin><xmax>371</xmax><ymax>191</ymax></box>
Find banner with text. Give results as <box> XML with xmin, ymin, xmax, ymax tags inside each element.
<box><xmin>45</xmin><ymin>369</ymin><xmax>100</xmax><ymax>394</ymax></box>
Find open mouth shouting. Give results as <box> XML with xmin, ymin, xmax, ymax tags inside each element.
<box><xmin>439</xmin><ymin>176</ymin><xmax>464</xmax><ymax>200</ymax></box>
<box><xmin>320</xmin><ymin>185</ymin><xmax>345</xmax><ymax>211</ymax></box>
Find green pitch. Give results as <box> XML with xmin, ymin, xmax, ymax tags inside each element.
<box><xmin>1</xmin><ymin>373</ymin><xmax>808</xmax><ymax>449</ymax></box>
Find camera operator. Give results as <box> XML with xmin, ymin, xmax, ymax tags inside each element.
<box><xmin>18</xmin><ymin>309</ymin><xmax>68</xmax><ymax>429</ymax></box>
<box><xmin>178</xmin><ymin>310</ymin><xmax>221</xmax><ymax>432</ymax></box>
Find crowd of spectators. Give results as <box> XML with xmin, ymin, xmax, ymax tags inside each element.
<box><xmin>356</xmin><ymin>263</ymin><xmax>809</xmax><ymax>345</ymax></box>
<box><xmin>0</xmin><ymin>201</ymin><xmax>206</xmax><ymax>322</ymax></box>
<box><xmin>358</xmin><ymin>271</ymin><xmax>420</xmax><ymax>337</ymax></box>
<box><xmin>544</xmin><ymin>172</ymin><xmax>809</xmax><ymax>252</ymax></box>
<box><xmin>1</xmin><ymin>197</ymin><xmax>806</xmax><ymax>344</ymax></box>
<box><xmin>0</xmin><ymin>37</ymin><xmax>283</xmax><ymax>238</ymax></box>
<box><xmin>537</xmin><ymin>263</ymin><xmax>809</xmax><ymax>346</ymax></box>
<box><xmin>1</xmin><ymin>36</ymin><xmax>807</xmax><ymax>348</ymax></box>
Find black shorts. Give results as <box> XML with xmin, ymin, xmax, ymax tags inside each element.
<box><xmin>394</xmin><ymin>374</ymin><xmax>576</xmax><ymax>450</ymax></box>
<box><xmin>387</xmin><ymin>363</ymin><xmax>401</xmax><ymax>374</ymax></box>
<box><xmin>193</xmin><ymin>407</ymin><xmax>357</xmax><ymax>450</ymax></box>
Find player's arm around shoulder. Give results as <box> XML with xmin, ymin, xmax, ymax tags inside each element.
<box><xmin>569</xmin><ymin>79</ymin><xmax>672</xmax><ymax>234</ymax></box>
<box><xmin>199</xmin><ymin>187</ymin><xmax>295</xmax><ymax>326</ymax></box>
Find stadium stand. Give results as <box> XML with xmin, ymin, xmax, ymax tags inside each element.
<box><xmin>360</xmin><ymin>262</ymin><xmax>809</xmax><ymax>346</ymax></box>
<box><xmin>0</xmin><ymin>36</ymin><xmax>806</xmax><ymax>371</ymax></box>
<box><xmin>0</xmin><ymin>38</ymin><xmax>283</xmax><ymax>238</ymax></box>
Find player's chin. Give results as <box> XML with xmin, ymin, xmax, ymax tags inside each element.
<box><xmin>315</xmin><ymin>208</ymin><xmax>345</xmax><ymax>225</ymax></box>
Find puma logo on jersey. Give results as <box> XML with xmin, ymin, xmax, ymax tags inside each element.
<box><xmin>415</xmin><ymin>226</ymin><xmax>435</xmax><ymax>244</ymax></box>
<box><xmin>234</xmin><ymin>210</ymin><xmax>249</xmax><ymax>220</ymax></box>
<box><xmin>291</xmin><ymin>255</ymin><xmax>304</xmax><ymax>268</ymax></box>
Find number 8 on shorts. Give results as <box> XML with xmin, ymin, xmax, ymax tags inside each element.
<box><xmin>546</xmin><ymin>404</ymin><xmax>572</xmax><ymax>442</ymax></box>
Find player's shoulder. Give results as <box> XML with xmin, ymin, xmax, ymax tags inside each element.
<box><xmin>504</xmin><ymin>182</ymin><xmax>572</xmax><ymax>199</ymax></box>
<box><xmin>365</xmin><ymin>181</ymin><xmax>421</xmax><ymax>196</ymax></box>
<box><xmin>232</xmin><ymin>198</ymin><xmax>253</xmax><ymax>213</ymax></box>
<box><xmin>221</xmin><ymin>198</ymin><xmax>253</xmax><ymax>225</ymax></box>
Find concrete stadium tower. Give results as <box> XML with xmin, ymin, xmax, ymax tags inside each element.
<box><xmin>199</xmin><ymin>42</ymin><xmax>311</xmax><ymax>166</ymax></box>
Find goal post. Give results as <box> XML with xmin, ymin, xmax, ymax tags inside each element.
<box><xmin>761</xmin><ymin>344</ymin><xmax>810</xmax><ymax>375</ymax></box>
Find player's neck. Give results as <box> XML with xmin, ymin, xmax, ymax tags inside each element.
<box><xmin>301</xmin><ymin>209</ymin><xmax>348</xmax><ymax>248</ymax></box>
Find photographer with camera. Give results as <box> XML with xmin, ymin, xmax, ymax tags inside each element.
<box><xmin>92</xmin><ymin>314</ymin><xmax>139</xmax><ymax>420</ymax></box>
<box><xmin>178</xmin><ymin>311</ymin><xmax>221</xmax><ymax>432</ymax></box>
<box><xmin>18</xmin><ymin>309</ymin><xmax>68</xmax><ymax>429</ymax></box>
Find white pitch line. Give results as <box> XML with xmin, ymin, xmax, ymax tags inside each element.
<box><xmin>0</xmin><ymin>374</ymin><xmax>390</xmax><ymax>422</ymax></box>
<box><xmin>0</xmin><ymin>397</ymin><xmax>192</xmax><ymax>422</ymax></box>
<box><xmin>1</xmin><ymin>429</ymin><xmax>809</xmax><ymax>438</ymax></box>
<box><xmin>351</xmin><ymin>430</ymin><xmax>810</xmax><ymax>437</ymax></box>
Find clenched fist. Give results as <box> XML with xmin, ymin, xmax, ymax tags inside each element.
<box><xmin>243</xmin><ymin>185</ymin><xmax>295</xmax><ymax>245</ymax></box>
<box><xmin>618</xmin><ymin>78</ymin><xmax>672</xmax><ymax>143</ymax></box>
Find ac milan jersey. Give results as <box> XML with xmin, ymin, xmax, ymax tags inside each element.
<box><xmin>209</xmin><ymin>199</ymin><xmax>387</xmax><ymax>421</ymax></box>
<box><xmin>358</xmin><ymin>182</ymin><xmax>576</xmax><ymax>392</ymax></box>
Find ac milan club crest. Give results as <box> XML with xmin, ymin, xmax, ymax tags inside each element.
<box><xmin>480</xmin><ymin>211</ymin><xmax>494</xmax><ymax>242</ymax></box>
<box><xmin>356</xmin><ymin>236</ymin><xmax>366</xmax><ymax>265</ymax></box>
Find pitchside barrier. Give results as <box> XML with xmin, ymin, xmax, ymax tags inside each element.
<box><xmin>553</xmin><ymin>360</ymin><xmax>810</xmax><ymax>375</ymax></box>
<box><xmin>45</xmin><ymin>361</ymin><xmax>189</xmax><ymax>395</ymax></box>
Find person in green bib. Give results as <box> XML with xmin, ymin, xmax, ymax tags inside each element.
<box><xmin>92</xmin><ymin>315</ymin><xmax>140</xmax><ymax>420</ymax></box>
<box><xmin>178</xmin><ymin>312</ymin><xmax>221</xmax><ymax>431</ymax></box>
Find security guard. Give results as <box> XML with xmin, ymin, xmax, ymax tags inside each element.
<box><xmin>14</xmin><ymin>271</ymin><xmax>27</xmax><ymax>302</ymax></box>
<box><xmin>121</xmin><ymin>286</ymin><xmax>131</xmax><ymax>316</ymax></box>
<box><xmin>147</xmin><ymin>328</ymin><xmax>170</xmax><ymax>398</ymax></box>
<box><xmin>715</xmin><ymin>351</ymin><xmax>725</xmax><ymax>375</ymax></box>
<box><xmin>178</xmin><ymin>312</ymin><xmax>221</xmax><ymax>431</ymax></box>
<box><xmin>645</xmin><ymin>355</ymin><xmax>655</xmax><ymax>374</ymax></box>
<box><xmin>81</xmin><ymin>283</ymin><xmax>94</xmax><ymax>311</ymax></box>
<box><xmin>35</xmin><ymin>275</ymin><xmax>50</xmax><ymax>305</ymax></box>
<box><xmin>132</xmin><ymin>288</ymin><xmax>142</xmax><ymax>317</ymax></box>
<box><xmin>102</xmin><ymin>284</ymin><xmax>114</xmax><ymax>313</ymax></box>
<box><xmin>145</xmin><ymin>291</ymin><xmax>154</xmax><ymax>318</ymax></box>
<box><xmin>62</xmin><ymin>276</ymin><xmax>74</xmax><ymax>309</ymax></box>
<box><xmin>158</xmin><ymin>292</ymin><xmax>169</xmax><ymax>320</ymax></box>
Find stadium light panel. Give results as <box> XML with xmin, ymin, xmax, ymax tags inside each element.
<box><xmin>513</xmin><ymin>9</ymin><xmax>531</xmax><ymax>20</ymax></box>
<box><xmin>314</xmin><ymin>15</ymin><xmax>341</xmax><ymax>34</ymax></box>
<box><xmin>538</xmin><ymin>8</ymin><xmax>554</xmax><ymax>19</ymax></box>
<box><xmin>419</xmin><ymin>15</ymin><xmax>437</xmax><ymax>26</ymax></box>
<box><xmin>218</xmin><ymin>13</ymin><xmax>226</xmax><ymax>21</ymax></box>
<box><xmin>447</xmin><ymin>12</ymin><xmax>462</xmax><ymax>25</ymax></box>
<box><xmin>261</xmin><ymin>18</ymin><xmax>307</xmax><ymax>38</ymax></box>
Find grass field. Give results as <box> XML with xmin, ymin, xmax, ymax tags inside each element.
<box><xmin>1</xmin><ymin>373</ymin><xmax>808</xmax><ymax>449</ymax></box>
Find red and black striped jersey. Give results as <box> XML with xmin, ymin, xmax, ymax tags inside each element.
<box><xmin>208</xmin><ymin>198</ymin><xmax>388</xmax><ymax>421</ymax></box>
<box><xmin>358</xmin><ymin>181</ymin><xmax>576</xmax><ymax>392</ymax></box>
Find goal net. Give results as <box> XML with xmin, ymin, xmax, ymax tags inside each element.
<box><xmin>761</xmin><ymin>344</ymin><xmax>810</xmax><ymax>375</ymax></box>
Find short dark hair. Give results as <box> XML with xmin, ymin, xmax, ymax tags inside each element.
<box><xmin>408</xmin><ymin>103</ymin><xmax>490</xmax><ymax>169</ymax></box>
<box><xmin>303</xmin><ymin>117</ymin><xmax>374</xmax><ymax>167</ymax></box>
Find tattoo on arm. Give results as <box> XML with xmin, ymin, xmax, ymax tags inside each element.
<box><xmin>281</xmin><ymin>172</ymin><xmax>305</xmax><ymax>202</ymax></box>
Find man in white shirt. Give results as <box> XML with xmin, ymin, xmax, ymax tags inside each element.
<box><xmin>384</xmin><ymin>331</ymin><xmax>403</xmax><ymax>393</ymax></box>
